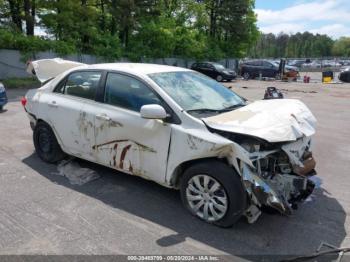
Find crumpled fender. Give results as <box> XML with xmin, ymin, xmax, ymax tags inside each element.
<box><xmin>166</xmin><ymin>125</ymin><xmax>287</xmax><ymax>215</ymax></box>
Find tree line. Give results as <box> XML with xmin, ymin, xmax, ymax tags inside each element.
<box><xmin>1</xmin><ymin>1</ymin><xmax>349</xmax><ymax>60</ymax></box>
<box><xmin>0</xmin><ymin>0</ymin><xmax>258</xmax><ymax>60</ymax></box>
<box><xmin>249</xmin><ymin>32</ymin><xmax>350</xmax><ymax>58</ymax></box>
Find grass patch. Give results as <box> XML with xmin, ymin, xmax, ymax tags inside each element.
<box><xmin>1</xmin><ymin>77</ymin><xmax>41</xmax><ymax>89</ymax></box>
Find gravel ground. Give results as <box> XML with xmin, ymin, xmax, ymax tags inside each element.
<box><xmin>0</xmin><ymin>79</ymin><xmax>350</xmax><ymax>260</ymax></box>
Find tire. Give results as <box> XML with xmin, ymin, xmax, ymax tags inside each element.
<box><xmin>180</xmin><ymin>160</ymin><xmax>247</xmax><ymax>227</ymax></box>
<box><xmin>216</xmin><ymin>75</ymin><xmax>223</xmax><ymax>82</ymax></box>
<box><xmin>0</xmin><ymin>106</ymin><xmax>3</xmax><ymax>111</ymax></box>
<box><xmin>243</xmin><ymin>72</ymin><xmax>250</xmax><ymax>80</ymax></box>
<box><xmin>33</xmin><ymin>121</ymin><xmax>66</xmax><ymax>163</ymax></box>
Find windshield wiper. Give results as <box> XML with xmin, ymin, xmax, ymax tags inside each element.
<box><xmin>187</xmin><ymin>104</ymin><xmax>245</xmax><ymax>114</ymax></box>
<box><xmin>217</xmin><ymin>103</ymin><xmax>245</xmax><ymax>112</ymax></box>
<box><xmin>186</xmin><ymin>108</ymin><xmax>221</xmax><ymax>113</ymax></box>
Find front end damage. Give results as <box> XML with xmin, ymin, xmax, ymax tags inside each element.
<box><xmin>237</xmin><ymin>136</ymin><xmax>316</xmax><ymax>223</ymax></box>
<box><xmin>197</xmin><ymin>99</ymin><xmax>318</xmax><ymax>223</ymax></box>
<box><xmin>171</xmin><ymin>127</ymin><xmax>318</xmax><ymax>224</ymax></box>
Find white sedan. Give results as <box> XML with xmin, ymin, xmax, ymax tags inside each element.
<box><xmin>23</xmin><ymin>59</ymin><xmax>317</xmax><ymax>227</ymax></box>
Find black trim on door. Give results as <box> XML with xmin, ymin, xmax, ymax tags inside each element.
<box><xmin>95</xmin><ymin>70</ymin><xmax>108</xmax><ymax>103</ymax></box>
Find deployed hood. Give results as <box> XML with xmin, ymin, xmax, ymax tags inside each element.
<box><xmin>203</xmin><ymin>99</ymin><xmax>316</xmax><ymax>143</ymax></box>
<box><xmin>26</xmin><ymin>58</ymin><xmax>85</xmax><ymax>83</ymax></box>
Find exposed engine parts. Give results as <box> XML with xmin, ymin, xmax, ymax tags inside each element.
<box><xmin>241</xmin><ymin>136</ymin><xmax>317</xmax><ymax>220</ymax></box>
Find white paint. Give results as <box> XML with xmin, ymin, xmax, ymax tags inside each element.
<box><xmin>140</xmin><ymin>104</ymin><xmax>167</xmax><ymax>119</ymax></box>
<box><xmin>24</xmin><ymin>59</ymin><xmax>319</xmax><ymax>223</ymax></box>
<box><xmin>26</xmin><ymin>58</ymin><xmax>85</xmax><ymax>82</ymax></box>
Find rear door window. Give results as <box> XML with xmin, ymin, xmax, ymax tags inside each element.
<box><xmin>62</xmin><ymin>71</ymin><xmax>102</xmax><ymax>100</ymax></box>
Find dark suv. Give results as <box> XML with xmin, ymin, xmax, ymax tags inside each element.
<box><xmin>240</xmin><ymin>60</ymin><xmax>279</xmax><ymax>79</ymax></box>
<box><xmin>191</xmin><ymin>62</ymin><xmax>237</xmax><ymax>82</ymax></box>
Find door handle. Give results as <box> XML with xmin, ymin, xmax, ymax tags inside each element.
<box><xmin>96</xmin><ymin>114</ymin><xmax>111</xmax><ymax>121</ymax></box>
<box><xmin>48</xmin><ymin>101</ymin><xmax>58</xmax><ymax>108</ymax></box>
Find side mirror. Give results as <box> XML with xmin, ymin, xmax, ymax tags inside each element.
<box><xmin>140</xmin><ymin>104</ymin><xmax>167</xmax><ymax>120</ymax></box>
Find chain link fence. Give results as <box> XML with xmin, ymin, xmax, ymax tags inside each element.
<box><xmin>0</xmin><ymin>49</ymin><xmax>239</xmax><ymax>80</ymax></box>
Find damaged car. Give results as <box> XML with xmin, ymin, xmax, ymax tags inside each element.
<box><xmin>23</xmin><ymin>58</ymin><xmax>317</xmax><ymax>227</ymax></box>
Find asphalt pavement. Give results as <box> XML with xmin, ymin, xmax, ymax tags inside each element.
<box><xmin>0</xmin><ymin>81</ymin><xmax>349</xmax><ymax>260</ymax></box>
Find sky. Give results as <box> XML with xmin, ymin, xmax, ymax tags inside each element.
<box><xmin>255</xmin><ymin>0</ymin><xmax>350</xmax><ymax>39</ymax></box>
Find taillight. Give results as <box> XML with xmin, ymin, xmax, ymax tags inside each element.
<box><xmin>21</xmin><ymin>97</ymin><xmax>27</xmax><ymax>107</ymax></box>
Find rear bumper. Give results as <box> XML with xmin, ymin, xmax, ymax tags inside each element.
<box><xmin>25</xmin><ymin>111</ymin><xmax>37</xmax><ymax>131</ymax></box>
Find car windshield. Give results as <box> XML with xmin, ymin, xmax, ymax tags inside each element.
<box><xmin>212</xmin><ymin>64</ymin><xmax>225</xmax><ymax>71</ymax></box>
<box><xmin>148</xmin><ymin>71</ymin><xmax>245</xmax><ymax>113</ymax></box>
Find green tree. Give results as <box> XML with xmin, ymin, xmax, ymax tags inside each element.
<box><xmin>1</xmin><ymin>0</ymin><xmax>260</xmax><ymax>60</ymax></box>
<box><xmin>250</xmin><ymin>32</ymin><xmax>334</xmax><ymax>58</ymax></box>
<box><xmin>333</xmin><ymin>37</ymin><xmax>350</xmax><ymax>57</ymax></box>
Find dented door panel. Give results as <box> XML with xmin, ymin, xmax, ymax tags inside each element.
<box><xmin>38</xmin><ymin>93</ymin><xmax>89</xmax><ymax>156</ymax></box>
<box><xmin>92</xmin><ymin>103</ymin><xmax>172</xmax><ymax>184</ymax></box>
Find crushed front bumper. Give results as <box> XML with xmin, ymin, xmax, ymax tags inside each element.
<box><xmin>240</xmin><ymin>136</ymin><xmax>316</xmax><ymax>223</ymax></box>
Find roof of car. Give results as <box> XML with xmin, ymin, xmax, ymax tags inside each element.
<box><xmin>83</xmin><ymin>63</ymin><xmax>191</xmax><ymax>76</ymax></box>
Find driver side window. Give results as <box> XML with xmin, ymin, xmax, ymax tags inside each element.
<box><xmin>104</xmin><ymin>73</ymin><xmax>162</xmax><ymax>112</ymax></box>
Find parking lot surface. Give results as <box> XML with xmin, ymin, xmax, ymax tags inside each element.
<box><xmin>1</xmin><ymin>80</ymin><xmax>350</xmax><ymax>259</ymax></box>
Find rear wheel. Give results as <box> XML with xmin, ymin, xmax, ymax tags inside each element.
<box><xmin>216</xmin><ymin>75</ymin><xmax>223</xmax><ymax>82</ymax></box>
<box><xmin>33</xmin><ymin>121</ymin><xmax>66</xmax><ymax>163</ymax></box>
<box><xmin>0</xmin><ymin>105</ymin><xmax>3</xmax><ymax>111</ymax></box>
<box><xmin>243</xmin><ymin>72</ymin><xmax>250</xmax><ymax>80</ymax></box>
<box><xmin>180</xmin><ymin>160</ymin><xmax>247</xmax><ymax>227</ymax></box>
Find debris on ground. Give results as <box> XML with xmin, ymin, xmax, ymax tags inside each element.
<box><xmin>53</xmin><ymin>159</ymin><xmax>100</xmax><ymax>185</ymax></box>
<box><xmin>280</xmin><ymin>88</ymin><xmax>318</xmax><ymax>94</ymax></box>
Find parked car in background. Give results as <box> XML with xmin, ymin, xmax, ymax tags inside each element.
<box><xmin>341</xmin><ymin>60</ymin><xmax>350</xmax><ymax>66</ymax></box>
<box><xmin>339</xmin><ymin>67</ymin><xmax>350</xmax><ymax>83</ymax></box>
<box><xmin>0</xmin><ymin>82</ymin><xmax>8</xmax><ymax>111</ymax></box>
<box><xmin>272</xmin><ymin>61</ymin><xmax>299</xmax><ymax>73</ymax></box>
<box><xmin>322</xmin><ymin>60</ymin><xmax>342</xmax><ymax>68</ymax></box>
<box><xmin>287</xmin><ymin>60</ymin><xmax>305</xmax><ymax>68</ymax></box>
<box><xmin>23</xmin><ymin>59</ymin><xmax>317</xmax><ymax>226</ymax></box>
<box><xmin>191</xmin><ymin>62</ymin><xmax>236</xmax><ymax>82</ymax></box>
<box><xmin>240</xmin><ymin>60</ymin><xmax>280</xmax><ymax>79</ymax></box>
<box><xmin>301</xmin><ymin>61</ymin><xmax>321</xmax><ymax>69</ymax></box>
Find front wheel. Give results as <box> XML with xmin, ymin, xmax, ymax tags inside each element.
<box><xmin>180</xmin><ymin>160</ymin><xmax>247</xmax><ymax>227</ymax></box>
<box><xmin>33</xmin><ymin>121</ymin><xmax>66</xmax><ymax>163</ymax></box>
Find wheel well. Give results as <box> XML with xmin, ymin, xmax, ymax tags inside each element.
<box><xmin>34</xmin><ymin>118</ymin><xmax>49</xmax><ymax>129</ymax></box>
<box><xmin>34</xmin><ymin>119</ymin><xmax>65</xmax><ymax>151</ymax></box>
<box><xmin>170</xmin><ymin>157</ymin><xmax>230</xmax><ymax>189</ymax></box>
